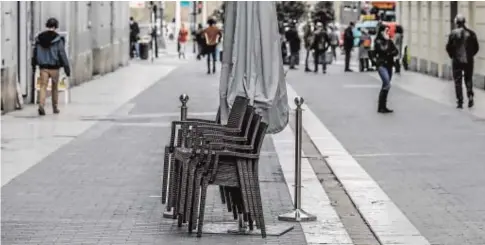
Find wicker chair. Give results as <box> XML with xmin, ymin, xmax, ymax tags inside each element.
<box><xmin>162</xmin><ymin>96</ymin><xmax>249</xmax><ymax>207</ymax></box>
<box><xmin>194</xmin><ymin>120</ymin><xmax>268</xmax><ymax>238</ymax></box>
<box><xmin>183</xmin><ymin>112</ymin><xmax>263</xmax><ymax>234</ymax></box>
<box><xmin>172</xmin><ymin>106</ymin><xmax>256</xmax><ymax>227</ymax></box>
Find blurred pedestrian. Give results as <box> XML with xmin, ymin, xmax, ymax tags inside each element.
<box><xmin>446</xmin><ymin>14</ymin><xmax>480</xmax><ymax>109</ymax></box>
<box><xmin>393</xmin><ymin>25</ymin><xmax>404</xmax><ymax>74</ymax></box>
<box><xmin>343</xmin><ymin>21</ymin><xmax>355</xmax><ymax>72</ymax></box>
<box><xmin>195</xmin><ymin>23</ymin><xmax>205</xmax><ymax>60</ymax></box>
<box><xmin>285</xmin><ymin>23</ymin><xmax>301</xmax><ymax>70</ymax></box>
<box><xmin>204</xmin><ymin>18</ymin><xmax>221</xmax><ymax>74</ymax></box>
<box><xmin>178</xmin><ymin>23</ymin><xmax>189</xmax><ymax>59</ymax></box>
<box><xmin>312</xmin><ymin>22</ymin><xmax>330</xmax><ymax>74</ymax></box>
<box><xmin>374</xmin><ymin>25</ymin><xmax>398</xmax><ymax>113</ymax></box>
<box><xmin>31</xmin><ymin>17</ymin><xmax>70</xmax><ymax>116</ymax></box>
<box><xmin>129</xmin><ymin>17</ymin><xmax>140</xmax><ymax>58</ymax></box>
<box><xmin>329</xmin><ymin>25</ymin><xmax>339</xmax><ymax>61</ymax></box>
<box><xmin>303</xmin><ymin>21</ymin><xmax>314</xmax><ymax>72</ymax></box>
<box><xmin>358</xmin><ymin>28</ymin><xmax>371</xmax><ymax>72</ymax></box>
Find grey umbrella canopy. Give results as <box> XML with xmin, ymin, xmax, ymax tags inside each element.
<box><xmin>219</xmin><ymin>1</ymin><xmax>289</xmax><ymax>134</ymax></box>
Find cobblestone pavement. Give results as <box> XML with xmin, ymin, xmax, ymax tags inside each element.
<box><xmin>1</xmin><ymin>61</ymin><xmax>306</xmax><ymax>244</ymax></box>
<box><xmin>287</xmin><ymin>62</ymin><xmax>485</xmax><ymax>245</ymax></box>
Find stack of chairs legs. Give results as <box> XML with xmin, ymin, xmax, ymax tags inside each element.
<box><xmin>162</xmin><ymin>96</ymin><xmax>269</xmax><ymax>238</ymax></box>
<box><xmin>162</xmin><ymin>96</ymin><xmax>249</xmax><ymax>209</ymax></box>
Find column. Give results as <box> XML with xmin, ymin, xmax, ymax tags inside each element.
<box><xmin>202</xmin><ymin>0</ymin><xmax>207</xmax><ymax>25</ymax></box>
<box><xmin>175</xmin><ymin>1</ymin><xmax>181</xmax><ymax>35</ymax></box>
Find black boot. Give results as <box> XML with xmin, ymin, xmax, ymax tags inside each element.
<box><xmin>378</xmin><ymin>90</ymin><xmax>394</xmax><ymax>113</ymax></box>
<box><xmin>468</xmin><ymin>95</ymin><xmax>474</xmax><ymax>108</ymax></box>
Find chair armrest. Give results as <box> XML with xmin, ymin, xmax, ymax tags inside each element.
<box><xmin>209</xmin><ymin>142</ymin><xmax>252</xmax><ymax>151</ymax></box>
<box><xmin>185</xmin><ymin>118</ymin><xmax>218</xmax><ymax>124</ymax></box>
<box><xmin>194</xmin><ymin>124</ymin><xmax>241</xmax><ymax>134</ymax></box>
<box><xmin>209</xmin><ymin>150</ymin><xmax>259</xmax><ymax>179</ymax></box>
<box><xmin>202</xmin><ymin>134</ymin><xmax>247</xmax><ymax>142</ymax></box>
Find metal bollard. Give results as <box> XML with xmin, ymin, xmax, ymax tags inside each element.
<box><xmin>179</xmin><ymin>94</ymin><xmax>189</xmax><ymax>121</ymax></box>
<box><xmin>278</xmin><ymin>97</ymin><xmax>317</xmax><ymax>222</ymax></box>
<box><xmin>163</xmin><ymin>94</ymin><xmax>190</xmax><ymax>219</ymax></box>
<box><xmin>179</xmin><ymin>93</ymin><xmax>189</xmax><ymax>147</ymax></box>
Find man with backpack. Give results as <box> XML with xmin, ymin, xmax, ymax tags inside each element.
<box><xmin>312</xmin><ymin>22</ymin><xmax>330</xmax><ymax>74</ymax></box>
<box><xmin>31</xmin><ymin>18</ymin><xmax>71</xmax><ymax>116</ymax></box>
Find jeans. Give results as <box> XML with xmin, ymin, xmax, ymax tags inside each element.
<box><xmin>377</xmin><ymin>66</ymin><xmax>393</xmax><ymax>90</ymax></box>
<box><xmin>206</xmin><ymin>45</ymin><xmax>217</xmax><ymax>72</ymax></box>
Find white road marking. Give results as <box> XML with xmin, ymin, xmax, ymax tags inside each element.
<box><xmin>272</xmin><ymin>126</ymin><xmax>353</xmax><ymax>245</ymax></box>
<box><xmin>285</xmin><ymin>84</ymin><xmax>431</xmax><ymax>245</ymax></box>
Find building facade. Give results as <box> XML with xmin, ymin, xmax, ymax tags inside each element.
<box><xmin>397</xmin><ymin>1</ymin><xmax>485</xmax><ymax>89</ymax></box>
<box><xmin>1</xmin><ymin>1</ymin><xmax>130</xmax><ymax>113</ymax></box>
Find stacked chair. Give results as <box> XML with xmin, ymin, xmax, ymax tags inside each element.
<box><xmin>162</xmin><ymin>96</ymin><xmax>269</xmax><ymax>238</ymax></box>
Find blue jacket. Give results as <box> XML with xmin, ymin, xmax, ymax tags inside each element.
<box><xmin>32</xmin><ymin>31</ymin><xmax>71</xmax><ymax>76</ymax></box>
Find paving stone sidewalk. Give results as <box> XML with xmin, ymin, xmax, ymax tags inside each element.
<box><xmin>1</xmin><ymin>60</ymin><xmax>306</xmax><ymax>245</ymax></box>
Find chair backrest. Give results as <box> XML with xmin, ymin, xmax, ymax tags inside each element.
<box><xmin>252</xmin><ymin>121</ymin><xmax>268</xmax><ymax>155</ymax></box>
<box><xmin>239</xmin><ymin>106</ymin><xmax>255</xmax><ymax>139</ymax></box>
<box><xmin>215</xmin><ymin>107</ymin><xmax>221</xmax><ymax>124</ymax></box>
<box><xmin>246</xmin><ymin>113</ymin><xmax>261</xmax><ymax>148</ymax></box>
<box><xmin>226</xmin><ymin>96</ymin><xmax>249</xmax><ymax>130</ymax></box>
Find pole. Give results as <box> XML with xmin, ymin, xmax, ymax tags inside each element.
<box><xmin>192</xmin><ymin>1</ymin><xmax>197</xmax><ymax>53</ymax></box>
<box><xmin>202</xmin><ymin>1</ymin><xmax>207</xmax><ymax>26</ymax></box>
<box><xmin>278</xmin><ymin>97</ymin><xmax>317</xmax><ymax>222</ymax></box>
<box><xmin>175</xmin><ymin>1</ymin><xmax>181</xmax><ymax>37</ymax></box>
<box><xmin>179</xmin><ymin>93</ymin><xmax>189</xmax><ymax>121</ymax></box>
<box><xmin>163</xmin><ymin>93</ymin><xmax>189</xmax><ymax>219</ymax></box>
<box><xmin>150</xmin><ymin>2</ymin><xmax>156</xmax><ymax>62</ymax></box>
<box><xmin>159</xmin><ymin>1</ymin><xmax>166</xmax><ymax>49</ymax></box>
<box><xmin>294</xmin><ymin>97</ymin><xmax>302</xmax><ymax>210</ymax></box>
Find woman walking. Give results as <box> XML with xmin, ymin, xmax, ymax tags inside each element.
<box><xmin>178</xmin><ymin>24</ymin><xmax>189</xmax><ymax>59</ymax></box>
<box><xmin>374</xmin><ymin>25</ymin><xmax>399</xmax><ymax>113</ymax></box>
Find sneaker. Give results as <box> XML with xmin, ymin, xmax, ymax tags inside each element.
<box><xmin>53</xmin><ymin>107</ymin><xmax>60</xmax><ymax>114</ymax></box>
<box><xmin>468</xmin><ymin>97</ymin><xmax>474</xmax><ymax>108</ymax></box>
<box><xmin>38</xmin><ymin>107</ymin><xmax>46</xmax><ymax>116</ymax></box>
<box><xmin>457</xmin><ymin>104</ymin><xmax>463</xmax><ymax>109</ymax></box>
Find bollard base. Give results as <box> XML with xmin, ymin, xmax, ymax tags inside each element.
<box><xmin>163</xmin><ymin>209</ymin><xmax>175</xmax><ymax>218</ymax></box>
<box><xmin>278</xmin><ymin>209</ymin><xmax>317</xmax><ymax>222</ymax></box>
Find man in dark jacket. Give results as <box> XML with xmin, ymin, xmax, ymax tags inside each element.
<box><xmin>130</xmin><ymin>17</ymin><xmax>140</xmax><ymax>58</ymax></box>
<box><xmin>312</xmin><ymin>22</ymin><xmax>330</xmax><ymax>74</ymax></box>
<box><xmin>32</xmin><ymin>17</ymin><xmax>70</xmax><ymax>116</ymax></box>
<box><xmin>285</xmin><ymin>23</ymin><xmax>301</xmax><ymax>69</ymax></box>
<box><xmin>446</xmin><ymin>14</ymin><xmax>480</xmax><ymax>109</ymax></box>
<box><xmin>343</xmin><ymin>22</ymin><xmax>355</xmax><ymax>72</ymax></box>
